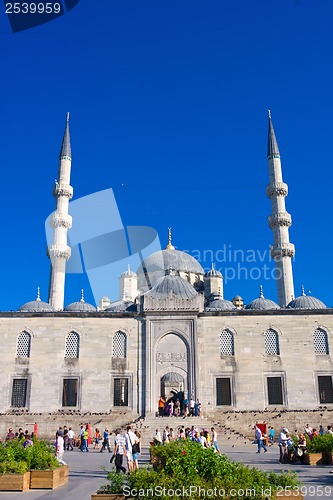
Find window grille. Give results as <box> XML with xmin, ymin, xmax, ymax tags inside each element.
<box><xmin>318</xmin><ymin>376</ymin><xmax>333</xmax><ymax>404</ymax></box>
<box><xmin>112</xmin><ymin>331</ymin><xmax>127</xmax><ymax>358</ymax></box>
<box><xmin>267</xmin><ymin>376</ymin><xmax>283</xmax><ymax>405</ymax></box>
<box><xmin>16</xmin><ymin>331</ymin><xmax>31</xmax><ymax>358</ymax></box>
<box><xmin>65</xmin><ymin>332</ymin><xmax>80</xmax><ymax>358</ymax></box>
<box><xmin>62</xmin><ymin>378</ymin><xmax>78</xmax><ymax>406</ymax></box>
<box><xmin>265</xmin><ymin>329</ymin><xmax>280</xmax><ymax>355</ymax></box>
<box><xmin>219</xmin><ymin>330</ymin><xmax>234</xmax><ymax>356</ymax></box>
<box><xmin>11</xmin><ymin>379</ymin><xmax>28</xmax><ymax>407</ymax></box>
<box><xmin>216</xmin><ymin>378</ymin><xmax>232</xmax><ymax>405</ymax></box>
<box><xmin>114</xmin><ymin>378</ymin><xmax>128</xmax><ymax>406</ymax></box>
<box><xmin>314</xmin><ymin>328</ymin><xmax>329</xmax><ymax>355</ymax></box>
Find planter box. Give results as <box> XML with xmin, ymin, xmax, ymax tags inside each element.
<box><xmin>30</xmin><ymin>465</ymin><xmax>69</xmax><ymax>489</ymax></box>
<box><xmin>0</xmin><ymin>472</ymin><xmax>31</xmax><ymax>491</ymax></box>
<box><xmin>91</xmin><ymin>495</ymin><xmax>125</xmax><ymax>499</ymax></box>
<box><xmin>302</xmin><ymin>452</ymin><xmax>322</xmax><ymax>465</ymax></box>
<box><xmin>275</xmin><ymin>490</ymin><xmax>304</xmax><ymax>500</ymax></box>
<box><xmin>322</xmin><ymin>451</ymin><xmax>333</xmax><ymax>465</ymax></box>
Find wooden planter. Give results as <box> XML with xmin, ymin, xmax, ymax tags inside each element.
<box><xmin>30</xmin><ymin>464</ymin><xmax>69</xmax><ymax>489</ymax></box>
<box><xmin>91</xmin><ymin>495</ymin><xmax>125</xmax><ymax>499</ymax></box>
<box><xmin>322</xmin><ymin>451</ymin><xmax>333</xmax><ymax>465</ymax></box>
<box><xmin>302</xmin><ymin>452</ymin><xmax>322</xmax><ymax>465</ymax></box>
<box><xmin>0</xmin><ymin>472</ymin><xmax>30</xmax><ymax>491</ymax></box>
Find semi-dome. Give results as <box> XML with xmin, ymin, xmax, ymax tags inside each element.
<box><xmin>105</xmin><ymin>300</ymin><xmax>137</xmax><ymax>312</ymax></box>
<box><xmin>65</xmin><ymin>290</ymin><xmax>96</xmax><ymax>312</ymax></box>
<box><xmin>206</xmin><ymin>294</ymin><xmax>236</xmax><ymax>311</ymax></box>
<box><xmin>145</xmin><ymin>270</ymin><xmax>198</xmax><ymax>300</ymax></box>
<box><xmin>287</xmin><ymin>286</ymin><xmax>326</xmax><ymax>310</ymax></box>
<box><xmin>19</xmin><ymin>288</ymin><xmax>55</xmax><ymax>312</ymax></box>
<box><xmin>245</xmin><ymin>286</ymin><xmax>280</xmax><ymax>310</ymax></box>
<box><xmin>204</xmin><ymin>263</ymin><xmax>222</xmax><ymax>278</ymax></box>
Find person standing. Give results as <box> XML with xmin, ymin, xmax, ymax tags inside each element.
<box><xmin>67</xmin><ymin>427</ymin><xmax>74</xmax><ymax>450</ymax></box>
<box><xmin>278</xmin><ymin>427</ymin><xmax>289</xmax><ymax>463</ymax></box>
<box><xmin>93</xmin><ymin>428</ymin><xmax>101</xmax><ymax>449</ymax></box>
<box><xmin>211</xmin><ymin>427</ymin><xmax>220</xmax><ymax>453</ymax></box>
<box><xmin>158</xmin><ymin>396</ymin><xmax>165</xmax><ymax>417</ymax></box>
<box><xmin>56</xmin><ymin>431</ymin><xmax>67</xmax><ymax>465</ymax></box>
<box><xmin>189</xmin><ymin>398</ymin><xmax>195</xmax><ymax>416</ymax></box>
<box><xmin>81</xmin><ymin>426</ymin><xmax>89</xmax><ymax>452</ymax></box>
<box><xmin>255</xmin><ymin>425</ymin><xmax>267</xmax><ymax>453</ymax></box>
<box><xmin>63</xmin><ymin>426</ymin><xmax>69</xmax><ymax>450</ymax></box>
<box><xmin>114</xmin><ymin>429</ymin><xmax>127</xmax><ymax>474</ymax></box>
<box><xmin>124</xmin><ymin>425</ymin><xmax>137</xmax><ymax>473</ymax></box>
<box><xmin>268</xmin><ymin>426</ymin><xmax>275</xmax><ymax>444</ymax></box>
<box><xmin>132</xmin><ymin>430</ymin><xmax>141</xmax><ymax>471</ymax></box>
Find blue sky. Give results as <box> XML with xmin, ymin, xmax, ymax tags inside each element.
<box><xmin>0</xmin><ymin>0</ymin><xmax>332</xmax><ymax>310</ymax></box>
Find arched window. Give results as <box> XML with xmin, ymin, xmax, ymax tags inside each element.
<box><xmin>265</xmin><ymin>329</ymin><xmax>280</xmax><ymax>355</ymax></box>
<box><xmin>65</xmin><ymin>332</ymin><xmax>80</xmax><ymax>358</ymax></box>
<box><xmin>219</xmin><ymin>329</ymin><xmax>234</xmax><ymax>356</ymax></box>
<box><xmin>314</xmin><ymin>328</ymin><xmax>329</xmax><ymax>355</ymax></box>
<box><xmin>16</xmin><ymin>331</ymin><xmax>31</xmax><ymax>358</ymax></box>
<box><xmin>112</xmin><ymin>331</ymin><xmax>127</xmax><ymax>358</ymax></box>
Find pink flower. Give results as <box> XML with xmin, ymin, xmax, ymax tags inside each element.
<box><xmin>182</xmin><ymin>450</ymin><xmax>186</xmax><ymax>455</ymax></box>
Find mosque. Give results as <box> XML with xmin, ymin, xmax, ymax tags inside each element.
<box><xmin>1</xmin><ymin>113</ymin><xmax>332</xmax><ymax>423</ymax></box>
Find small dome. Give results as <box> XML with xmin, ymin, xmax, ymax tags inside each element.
<box><xmin>105</xmin><ymin>300</ymin><xmax>137</xmax><ymax>312</ymax></box>
<box><xmin>65</xmin><ymin>290</ymin><xmax>96</xmax><ymax>312</ymax></box>
<box><xmin>145</xmin><ymin>270</ymin><xmax>198</xmax><ymax>300</ymax></box>
<box><xmin>233</xmin><ymin>295</ymin><xmax>243</xmax><ymax>301</ymax></box>
<box><xmin>287</xmin><ymin>286</ymin><xmax>326</xmax><ymax>310</ymax></box>
<box><xmin>19</xmin><ymin>288</ymin><xmax>55</xmax><ymax>312</ymax></box>
<box><xmin>245</xmin><ymin>286</ymin><xmax>280</xmax><ymax>310</ymax></box>
<box><xmin>206</xmin><ymin>295</ymin><xmax>236</xmax><ymax>311</ymax></box>
<box><xmin>121</xmin><ymin>265</ymin><xmax>137</xmax><ymax>278</ymax></box>
<box><xmin>204</xmin><ymin>263</ymin><xmax>222</xmax><ymax>278</ymax></box>
<box><xmin>161</xmin><ymin>372</ymin><xmax>183</xmax><ymax>383</ymax></box>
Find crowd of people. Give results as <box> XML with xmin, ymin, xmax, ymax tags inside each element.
<box><xmin>158</xmin><ymin>396</ymin><xmax>202</xmax><ymax>417</ymax></box>
<box><xmin>153</xmin><ymin>424</ymin><xmax>220</xmax><ymax>453</ymax></box>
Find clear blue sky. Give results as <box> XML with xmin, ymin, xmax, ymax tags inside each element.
<box><xmin>0</xmin><ymin>0</ymin><xmax>332</xmax><ymax>310</ymax></box>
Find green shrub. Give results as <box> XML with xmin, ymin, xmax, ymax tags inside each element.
<box><xmin>127</xmin><ymin>441</ymin><xmax>301</xmax><ymax>499</ymax></box>
<box><xmin>0</xmin><ymin>439</ymin><xmax>59</xmax><ymax>472</ymax></box>
<box><xmin>306</xmin><ymin>435</ymin><xmax>333</xmax><ymax>453</ymax></box>
<box><xmin>97</xmin><ymin>468</ymin><xmax>130</xmax><ymax>494</ymax></box>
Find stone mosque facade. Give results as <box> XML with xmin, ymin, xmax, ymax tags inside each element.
<box><xmin>1</xmin><ymin>113</ymin><xmax>333</xmax><ymax>424</ymax></box>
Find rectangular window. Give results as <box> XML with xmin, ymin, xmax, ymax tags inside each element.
<box><xmin>216</xmin><ymin>377</ymin><xmax>232</xmax><ymax>406</ymax></box>
<box><xmin>114</xmin><ymin>378</ymin><xmax>128</xmax><ymax>406</ymax></box>
<box><xmin>11</xmin><ymin>378</ymin><xmax>28</xmax><ymax>407</ymax></box>
<box><xmin>318</xmin><ymin>375</ymin><xmax>333</xmax><ymax>404</ymax></box>
<box><xmin>267</xmin><ymin>376</ymin><xmax>283</xmax><ymax>405</ymax></box>
<box><xmin>62</xmin><ymin>378</ymin><xmax>78</xmax><ymax>407</ymax></box>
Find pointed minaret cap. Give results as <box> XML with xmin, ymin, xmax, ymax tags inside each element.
<box><xmin>301</xmin><ymin>284</ymin><xmax>306</xmax><ymax>296</ymax></box>
<box><xmin>267</xmin><ymin>109</ymin><xmax>280</xmax><ymax>157</ymax></box>
<box><xmin>59</xmin><ymin>112</ymin><xmax>72</xmax><ymax>158</ymax></box>
<box><xmin>36</xmin><ymin>287</ymin><xmax>41</xmax><ymax>302</ymax></box>
<box><xmin>166</xmin><ymin>227</ymin><xmax>175</xmax><ymax>250</ymax></box>
<box><xmin>80</xmin><ymin>289</ymin><xmax>85</xmax><ymax>302</ymax></box>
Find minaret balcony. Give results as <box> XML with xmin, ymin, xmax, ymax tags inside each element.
<box><xmin>266</xmin><ymin>182</ymin><xmax>288</xmax><ymax>198</ymax></box>
<box><xmin>268</xmin><ymin>212</ymin><xmax>291</xmax><ymax>228</ymax></box>
<box><xmin>53</xmin><ymin>184</ymin><xmax>73</xmax><ymax>199</ymax></box>
<box><xmin>47</xmin><ymin>244</ymin><xmax>71</xmax><ymax>260</ymax></box>
<box><xmin>50</xmin><ymin>212</ymin><xmax>72</xmax><ymax>229</ymax></box>
<box><xmin>270</xmin><ymin>242</ymin><xmax>295</xmax><ymax>258</ymax></box>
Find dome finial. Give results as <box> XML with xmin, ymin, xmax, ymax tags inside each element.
<box><xmin>259</xmin><ymin>285</ymin><xmax>264</xmax><ymax>298</ymax></box>
<box><xmin>166</xmin><ymin>227</ymin><xmax>175</xmax><ymax>250</ymax></box>
<box><xmin>268</xmin><ymin>109</ymin><xmax>271</xmax><ymax>119</ymax></box>
<box><xmin>80</xmin><ymin>289</ymin><xmax>85</xmax><ymax>302</ymax></box>
<box><xmin>212</xmin><ymin>262</ymin><xmax>215</xmax><ymax>271</ymax></box>
<box><xmin>36</xmin><ymin>287</ymin><xmax>41</xmax><ymax>302</ymax></box>
<box><xmin>127</xmin><ymin>264</ymin><xmax>131</xmax><ymax>273</ymax></box>
<box><xmin>301</xmin><ymin>284</ymin><xmax>306</xmax><ymax>296</ymax></box>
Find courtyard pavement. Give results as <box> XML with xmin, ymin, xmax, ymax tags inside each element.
<box><xmin>2</xmin><ymin>440</ymin><xmax>333</xmax><ymax>500</ymax></box>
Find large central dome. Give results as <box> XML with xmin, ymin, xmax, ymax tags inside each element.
<box><xmin>136</xmin><ymin>248</ymin><xmax>204</xmax><ymax>291</ymax></box>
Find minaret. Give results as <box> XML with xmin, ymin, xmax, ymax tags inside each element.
<box><xmin>266</xmin><ymin>110</ymin><xmax>295</xmax><ymax>307</ymax></box>
<box><xmin>48</xmin><ymin>113</ymin><xmax>73</xmax><ymax>310</ymax></box>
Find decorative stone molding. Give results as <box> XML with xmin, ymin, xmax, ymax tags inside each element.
<box><xmin>268</xmin><ymin>211</ymin><xmax>292</xmax><ymax>228</ymax></box>
<box><xmin>270</xmin><ymin>242</ymin><xmax>295</xmax><ymax>258</ymax></box>
<box><xmin>266</xmin><ymin>182</ymin><xmax>288</xmax><ymax>198</ymax></box>
<box><xmin>53</xmin><ymin>184</ymin><xmax>73</xmax><ymax>199</ymax></box>
<box><xmin>50</xmin><ymin>212</ymin><xmax>72</xmax><ymax>229</ymax></box>
<box><xmin>48</xmin><ymin>244</ymin><xmax>71</xmax><ymax>260</ymax></box>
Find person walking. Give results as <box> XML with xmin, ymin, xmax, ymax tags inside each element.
<box><xmin>100</xmin><ymin>428</ymin><xmax>112</xmax><ymax>452</ymax></box>
<box><xmin>67</xmin><ymin>427</ymin><xmax>74</xmax><ymax>450</ymax></box>
<box><xmin>132</xmin><ymin>430</ymin><xmax>141</xmax><ymax>470</ymax></box>
<box><xmin>211</xmin><ymin>427</ymin><xmax>220</xmax><ymax>453</ymax></box>
<box><xmin>81</xmin><ymin>426</ymin><xmax>89</xmax><ymax>452</ymax></box>
<box><xmin>93</xmin><ymin>428</ymin><xmax>101</xmax><ymax>449</ymax></box>
<box><xmin>124</xmin><ymin>425</ymin><xmax>137</xmax><ymax>473</ymax></box>
<box><xmin>114</xmin><ymin>429</ymin><xmax>127</xmax><ymax>474</ymax></box>
<box><xmin>255</xmin><ymin>425</ymin><xmax>267</xmax><ymax>453</ymax></box>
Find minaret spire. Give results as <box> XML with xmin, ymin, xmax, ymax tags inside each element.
<box><xmin>48</xmin><ymin>113</ymin><xmax>73</xmax><ymax>310</ymax></box>
<box><xmin>266</xmin><ymin>111</ymin><xmax>295</xmax><ymax>307</ymax></box>
<box><xmin>166</xmin><ymin>227</ymin><xmax>175</xmax><ymax>250</ymax></box>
